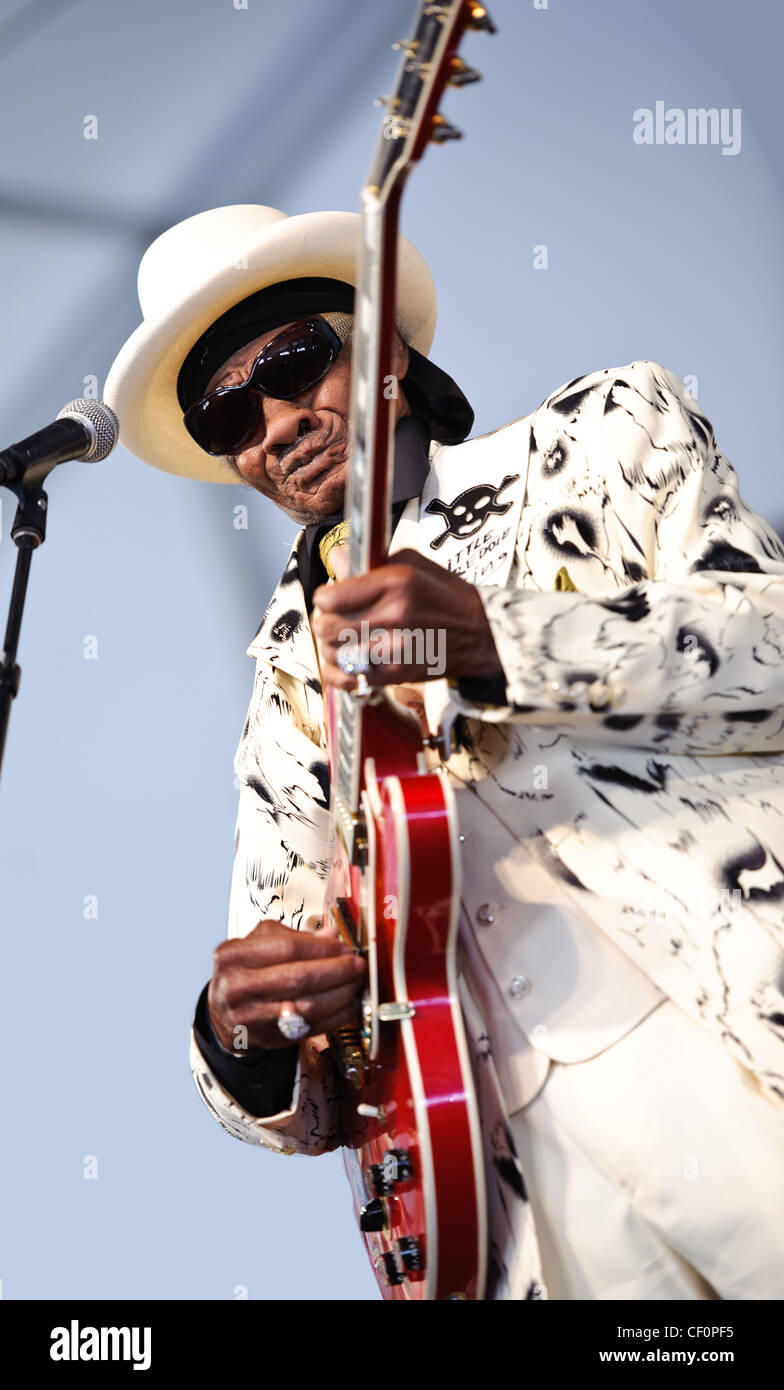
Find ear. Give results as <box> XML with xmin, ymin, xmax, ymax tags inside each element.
<box><xmin>391</xmin><ymin>330</ymin><xmax>410</xmax><ymax>381</ymax></box>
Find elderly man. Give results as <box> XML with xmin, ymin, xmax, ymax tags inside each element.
<box><xmin>106</xmin><ymin>203</ymin><xmax>784</xmax><ymax>1301</ymax></box>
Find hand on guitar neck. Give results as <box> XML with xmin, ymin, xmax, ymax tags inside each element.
<box><xmin>311</xmin><ymin>547</ymin><xmax>504</xmax><ymax>694</ymax></box>
<box><xmin>207</xmin><ymin>920</ymin><xmax>367</xmax><ymax>1052</ymax></box>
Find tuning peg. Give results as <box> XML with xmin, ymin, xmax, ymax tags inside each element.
<box><xmin>373</xmin><ymin>94</ymin><xmax>400</xmax><ymax>108</ymax></box>
<box><xmin>430</xmin><ymin>114</ymin><xmax>463</xmax><ymax>143</ymax></box>
<box><xmin>448</xmin><ymin>56</ymin><xmax>482</xmax><ymax>86</ymax></box>
<box><xmin>392</xmin><ymin>38</ymin><xmax>419</xmax><ymax>56</ymax></box>
<box><xmin>467</xmin><ymin>2</ymin><xmax>496</xmax><ymax>32</ymax></box>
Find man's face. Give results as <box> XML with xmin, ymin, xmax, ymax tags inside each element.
<box><xmin>202</xmin><ymin>319</ymin><xmax>411</xmax><ymax>524</ymax></box>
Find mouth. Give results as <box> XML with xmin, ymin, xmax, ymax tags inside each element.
<box><xmin>284</xmin><ymin>441</ymin><xmax>347</xmax><ymax>484</ymax></box>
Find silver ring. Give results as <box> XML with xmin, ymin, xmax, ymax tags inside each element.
<box><xmin>337</xmin><ymin>640</ymin><xmax>370</xmax><ymax>676</ymax></box>
<box><xmin>277</xmin><ymin>1004</ymin><xmax>310</xmax><ymax>1041</ymax></box>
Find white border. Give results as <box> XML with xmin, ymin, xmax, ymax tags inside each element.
<box><xmin>440</xmin><ymin>774</ymin><xmax>488</xmax><ymax>1300</ymax></box>
<box><xmin>385</xmin><ymin>775</ymin><xmax>438</xmax><ymax>1300</ymax></box>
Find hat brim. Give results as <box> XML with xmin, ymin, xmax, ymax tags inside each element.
<box><xmin>104</xmin><ymin>210</ymin><xmax>437</xmax><ymax>483</ymax></box>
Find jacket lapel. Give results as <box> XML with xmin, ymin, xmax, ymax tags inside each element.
<box><xmin>407</xmin><ymin>421</ymin><xmax>532</xmax><ymax>585</ymax></box>
<box><xmin>245</xmin><ymin>532</ymin><xmax>321</xmax><ymax>685</ymax></box>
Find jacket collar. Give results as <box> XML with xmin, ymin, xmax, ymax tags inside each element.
<box><xmin>245</xmin><ymin>534</ymin><xmax>317</xmax><ymax>681</ymax></box>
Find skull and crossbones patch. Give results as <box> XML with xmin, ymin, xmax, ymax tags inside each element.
<box><xmin>425</xmin><ymin>473</ymin><xmax>520</xmax><ymax>549</ymax></box>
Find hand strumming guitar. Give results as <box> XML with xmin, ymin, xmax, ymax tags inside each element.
<box><xmin>208</xmin><ymin>920</ymin><xmax>367</xmax><ymax>1053</ymax></box>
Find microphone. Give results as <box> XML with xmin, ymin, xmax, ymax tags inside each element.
<box><xmin>0</xmin><ymin>399</ymin><xmax>120</xmax><ymax>486</ymax></box>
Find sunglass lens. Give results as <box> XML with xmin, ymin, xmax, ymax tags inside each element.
<box><xmin>184</xmin><ymin>390</ymin><xmax>259</xmax><ymax>456</ymax></box>
<box><xmin>184</xmin><ymin>320</ymin><xmax>344</xmax><ymax>456</ymax></box>
<box><xmin>255</xmin><ymin>321</ymin><xmax>340</xmax><ymax>398</ymax></box>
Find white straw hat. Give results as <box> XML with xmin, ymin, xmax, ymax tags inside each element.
<box><xmin>104</xmin><ymin>204</ymin><xmax>438</xmax><ymax>483</ymax></box>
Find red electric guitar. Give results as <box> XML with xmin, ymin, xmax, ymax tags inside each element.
<box><xmin>322</xmin><ymin>1</ymin><xmax>496</xmax><ymax>1301</ymax></box>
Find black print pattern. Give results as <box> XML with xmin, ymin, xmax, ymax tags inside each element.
<box><xmin>425</xmin><ymin>473</ymin><xmax>519</xmax><ymax>548</ymax></box>
<box><xmin>190</xmin><ymin>359</ymin><xmax>784</xmax><ymax>1300</ymax></box>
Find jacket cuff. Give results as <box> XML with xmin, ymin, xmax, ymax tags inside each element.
<box><xmin>457</xmin><ymin>669</ymin><xmax>509</xmax><ymax>706</ymax></box>
<box><xmin>449</xmin><ymin>585</ymin><xmax>630</xmax><ymax>726</ymax></box>
<box><xmin>436</xmin><ymin>586</ymin><xmax>519</xmax><ymax>725</ymax></box>
<box><xmin>192</xmin><ymin>983</ymin><xmax>298</xmax><ymax>1118</ymax></box>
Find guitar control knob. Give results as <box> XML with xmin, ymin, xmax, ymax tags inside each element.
<box><xmin>396</xmin><ymin>1235</ymin><xmax>424</xmax><ymax>1272</ymax></box>
<box><xmin>359</xmin><ymin>1198</ymin><xmax>387</xmax><ymax>1233</ymax></box>
<box><xmin>365</xmin><ymin>1163</ymin><xmax>391</xmax><ymax>1198</ymax></box>
<box><xmin>380</xmin><ymin>1251</ymin><xmax>406</xmax><ymax>1286</ymax></box>
<box><xmin>382</xmin><ymin>1147</ymin><xmax>414</xmax><ymax>1185</ymax></box>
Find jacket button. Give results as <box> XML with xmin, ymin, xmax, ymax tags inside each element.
<box><xmin>587</xmin><ymin>680</ymin><xmax>610</xmax><ymax>710</ymax></box>
<box><xmin>509</xmin><ymin>975</ymin><xmax>532</xmax><ymax>999</ymax></box>
<box><xmin>566</xmin><ymin>680</ymin><xmax>591</xmax><ymax>707</ymax></box>
<box><xmin>476</xmin><ymin>903</ymin><xmax>497</xmax><ymax>925</ymax></box>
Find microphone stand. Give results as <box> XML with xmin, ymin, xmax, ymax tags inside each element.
<box><xmin>0</xmin><ymin>460</ymin><xmax>57</xmax><ymax>781</ymax></box>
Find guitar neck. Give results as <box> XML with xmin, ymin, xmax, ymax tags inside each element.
<box><xmin>331</xmin><ymin>1</ymin><xmax>494</xmax><ymax>843</ymax></box>
<box><xmin>334</xmin><ymin>189</ymin><xmax>402</xmax><ymax>833</ymax></box>
<box><xmin>344</xmin><ymin>187</ymin><xmax>402</xmax><ymax>581</ymax></box>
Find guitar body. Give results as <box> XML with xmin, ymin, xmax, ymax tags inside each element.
<box><xmin>324</xmin><ymin>691</ymin><xmax>487</xmax><ymax>1299</ymax></box>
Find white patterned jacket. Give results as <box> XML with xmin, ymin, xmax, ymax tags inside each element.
<box><xmin>189</xmin><ymin>359</ymin><xmax>784</xmax><ymax>1292</ymax></box>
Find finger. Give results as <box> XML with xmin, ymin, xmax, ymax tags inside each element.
<box><xmin>236</xmin><ymin>980</ymin><xmax>363</xmax><ymax>1032</ymax></box>
<box><xmin>226</xmin><ymin>952</ymin><xmax>366</xmax><ymax>1008</ymax></box>
<box><xmin>216</xmin><ymin>925</ymin><xmax>355</xmax><ymax>968</ymax></box>
<box><xmin>240</xmin><ymin>985</ymin><xmax>365</xmax><ymax>1049</ymax></box>
<box><xmin>311</xmin><ymin>611</ymin><xmax>364</xmax><ymax>647</ymax></box>
<box><xmin>320</xmin><ymin>656</ymin><xmax>423</xmax><ymax>690</ymax></box>
<box><xmin>319</xmin><ymin>659</ymin><xmax>362</xmax><ymax>691</ymax></box>
<box><xmin>313</xmin><ymin>613</ymin><xmax>416</xmax><ymax>663</ymax></box>
<box><xmin>249</xmin><ymin>1001</ymin><xmax>364</xmax><ymax>1051</ymax></box>
<box><xmin>297</xmin><ymin>980</ymin><xmax>366</xmax><ymax>1027</ymax></box>
<box><xmin>309</xmin><ymin>1001</ymin><xmax>365</xmax><ymax>1037</ymax></box>
<box><xmin>313</xmin><ymin>567</ymin><xmax>396</xmax><ymax>614</ymax></box>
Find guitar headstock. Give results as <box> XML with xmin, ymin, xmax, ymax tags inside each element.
<box><xmin>368</xmin><ymin>1</ymin><xmax>495</xmax><ymax>201</ymax></box>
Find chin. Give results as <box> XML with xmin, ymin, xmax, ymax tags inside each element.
<box><xmin>295</xmin><ymin>471</ymin><xmax>347</xmax><ymax>519</ymax></box>
<box><xmin>285</xmin><ymin>490</ymin><xmax>346</xmax><ymax>527</ymax></box>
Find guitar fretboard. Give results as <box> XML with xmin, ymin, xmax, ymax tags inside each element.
<box><xmin>334</xmin><ymin>196</ymin><xmax>396</xmax><ymax>831</ymax></box>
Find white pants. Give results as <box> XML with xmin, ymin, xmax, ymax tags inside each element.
<box><xmin>508</xmin><ymin>999</ymin><xmax>784</xmax><ymax>1300</ymax></box>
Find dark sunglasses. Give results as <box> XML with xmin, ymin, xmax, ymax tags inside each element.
<box><xmin>182</xmin><ymin>316</ymin><xmax>346</xmax><ymax>456</ymax></box>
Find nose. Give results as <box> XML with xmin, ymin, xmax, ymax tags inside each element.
<box><xmin>257</xmin><ymin>396</ymin><xmax>322</xmax><ymax>458</ymax></box>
